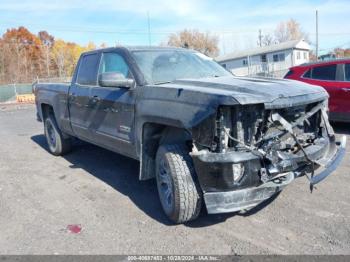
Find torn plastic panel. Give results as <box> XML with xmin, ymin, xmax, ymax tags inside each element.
<box><xmin>190</xmin><ymin>100</ymin><xmax>346</xmax><ymax>212</ymax></box>
<box><xmin>203</xmin><ymin>135</ymin><xmax>346</xmax><ymax>214</ymax></box>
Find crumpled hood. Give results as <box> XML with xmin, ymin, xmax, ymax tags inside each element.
<box><xmin>162</xmin><ymin>76</ymin><xmax>328</xmax><ymax>109</ymax></box>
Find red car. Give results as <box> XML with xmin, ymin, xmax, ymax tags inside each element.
<box><xmin>285</xmin><ymin>59</ymin><xmax>350</xmax><ymax>122</ymax></box>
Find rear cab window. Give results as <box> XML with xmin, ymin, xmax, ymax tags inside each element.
<box><xmin>77</xmin><ymin>53</ymin><xmax>100</xmax><ymax>85</ymax></box>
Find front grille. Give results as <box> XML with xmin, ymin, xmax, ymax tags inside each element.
<box><xmin>229</xmin><ymin>104</ymin><xmax>265</xmax><ymax>148</ymax></box>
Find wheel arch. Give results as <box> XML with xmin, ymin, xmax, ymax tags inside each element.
<box><xmin>41</xmin><ymin>103</ymin><xmax>54</xmax><ymax>120</ymax></box>
<box><xmin>139</xmin><ymin>122</ymin><xmax>192</xmax><ymax>181</ymax></box>
<box><xmin>41</xmin><ymin>103</ymin><xmax>71</xmax><ymax>139</ymax></box>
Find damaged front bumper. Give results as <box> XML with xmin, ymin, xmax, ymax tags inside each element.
<box><xmin>191</xmin><ymin>135</ymin><xmax>346</xmax><ymax>215</ymax></box>
<box><xmin>310</xmin><ymin>135</ymin><xmax>346</xmax><ymax>185</ymax></box>
<box><xmin>204</xmin><ymin>172</ymin><xmax>294</xmax><ymax>214</ymax></box>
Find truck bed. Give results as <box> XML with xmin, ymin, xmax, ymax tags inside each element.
<box><xmin>34</xmin><ymin>83</ymin><xmax>71</xmax><ymax>122</ymax></box>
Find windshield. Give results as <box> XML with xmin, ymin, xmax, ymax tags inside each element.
<box><xmin>131</xmin><ymin>50</ymin><xmax>231</xmax><ymax>84</ymax></box>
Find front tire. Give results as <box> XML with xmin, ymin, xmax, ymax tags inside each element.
<box><xmin>44</xmin><ymin>114</ymin><xmax>72</xmax><ymax>156</ymax></box>
<box><xmin>156</xmin><ymin>144</ymin><xmax>202</xmax><ymax>223</ymax></box>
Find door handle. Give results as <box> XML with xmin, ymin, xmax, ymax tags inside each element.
<box><xmin>70</xmin><ymin>93</ymin><xmax>77</xmax><ymax>101</ymax></box>
<box><xmin>90</xmin><ymin>95</ymin><xmax>100</xmax><ymax>103</ymax></box>
<box><xmin>342</xmin><ymin>88</ymin><xmax>350</xmax><ymax>92</ymax></box>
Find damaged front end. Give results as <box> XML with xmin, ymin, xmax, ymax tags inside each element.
<box><xmin>191</xmin><ymin>100</ymin><xmax>346</xmax><ymax>214</ymax></box>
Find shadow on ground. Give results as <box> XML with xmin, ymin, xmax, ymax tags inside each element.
<box><xmin>31</xmin><ymin>134</ymin><xmax>279</xmax><ymax>227</ymax></box>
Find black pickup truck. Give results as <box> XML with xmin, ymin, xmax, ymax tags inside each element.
<box><xmin>34</xmin><ymin>46</ymin><xmax>346</xmax><ymax>223</ymax></box>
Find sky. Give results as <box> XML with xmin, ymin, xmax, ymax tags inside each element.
<box><xmin>0</xmin><ymin>0</ymin><xmax>349</xmax><ymax>55</ymax></box>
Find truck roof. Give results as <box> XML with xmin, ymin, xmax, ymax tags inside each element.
<box><xmin>82</xmin><ymin>45</ymin><xmax>190</xmax><ymax>56</ymax></box>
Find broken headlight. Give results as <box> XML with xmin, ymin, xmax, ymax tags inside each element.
<box><xmin>232</xmin><ymin>163</ymin><xmax>245</xmax><ymax>183</ymax></box>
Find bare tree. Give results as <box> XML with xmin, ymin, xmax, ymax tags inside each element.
<box><xmin>38</xmin><ymin>31</ymin><xmax>54</xmax><ymax>47</ymax></box>
<box><xmin>274</xmin><ymin>19</ymin><xmax>309</xmax><ymax>43</ymax></box>
<box><xmin>0</xmin><ymin>41</ymin><xmax>4</xmax><ymax>82</ymax></box>
<box><xmin>309</xmin><ymin>50</ymin><xmax>317</xmax><ymax>61</ymax></box>
<box><xmin>167</xmin><ymin>29</ymin><xmax>219</xmax><ymax>57</ymax></box>
<box><xmin>258</xmin><ymin>19</ymin><xmax>309</xmax><ymax>47</ymax></box>
<box><xmin>38</xmin><ymin>31</ymin><xmax>55</xmax><ymax>77</ymax></box>
<box><xmin>51</xmin><ymin>40</ymin><xmax>68</xmax><ymax>77</ymax></box>
<box><xmin>261</xmin><ymin>34</ymin><xmax>275</xmax><ymax>46</ymax></box>
<box><xmin>274</xmin><ymin>22</ymin><xmax>288</xmax><ymax>43</ymax></box>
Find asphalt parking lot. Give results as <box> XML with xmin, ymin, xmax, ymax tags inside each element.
<box><xmin>0</xmin><ymin>104</ymin><xmax>349</xmax><ymax>255</ymax></box>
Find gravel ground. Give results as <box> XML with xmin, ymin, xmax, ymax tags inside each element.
<box><xmin>0</xmin><ymin>104</ymin><xmax>349</xmax><ymax>255</ymax></box>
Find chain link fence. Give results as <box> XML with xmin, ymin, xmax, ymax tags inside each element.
<box><xmin>248</xmin><ymin>61</ymin><xmax>289</xmax><ymax>79</ymax></box>
<box><xmin>229</xmin><ymin>61</ymin><xmax>290</xmax><ymax>79</ymax></box>
<box><xmin>0</xmin><ymin>83</ymin><xmax>33</xmax><ymax>103</ymax></box>
<box><xmin>0</xmin><ymin>77</ymin><xmax>72</xmax><ymax>103</ymax></box>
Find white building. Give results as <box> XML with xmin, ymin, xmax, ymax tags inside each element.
<box><xmin>216</xmin><ymin>39</ymin><xmax>310</xmax><ymax>78</ymax></box>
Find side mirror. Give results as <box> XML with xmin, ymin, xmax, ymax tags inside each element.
<box><xmin>98</xmin><ymin>72</ymin><xmax>135</xmax><ymax>89</ymax></box>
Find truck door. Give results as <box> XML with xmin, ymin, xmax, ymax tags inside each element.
<box><xmin>88</xmin><ymin>51</ymin><xmax>137</xmax><ymax>158</ymax></box>
<box><xmin>68</xmin><ymin>52</ymin><xmax>101</xmax><ymax>140</ymax></box>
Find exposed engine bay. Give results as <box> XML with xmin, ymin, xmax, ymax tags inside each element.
<box><xmin>190</xmin><ymin>99</ymin><xmax>346</xmax><ymax>213</ymax></box>
<box><xmin>192</xmin><ymin>100</ymin><xmax>341</xmax><ymax>189</ymax></box>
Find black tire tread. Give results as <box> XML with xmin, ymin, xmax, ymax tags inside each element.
<box><xmin>157</xmin><ymin>144</ymin><xmax>202</xmax><ymax>223</ymax></box>
<box><xmin>44</xmin><ymin>114</ymin><xmax>72</xmax><ymax>156</ymax></box>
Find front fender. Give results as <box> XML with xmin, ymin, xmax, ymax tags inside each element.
<box><xmin>135</xmin><ymin>85</ymin><xmax>239</xmax><ymax>153</ymax></box>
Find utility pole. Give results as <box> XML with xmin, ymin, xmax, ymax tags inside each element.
<box><xmin>46</xmin><ymin>45</ymin><xmax>50</xmax><ymax>77</ymax></box>
<box><xmin>147</xmin><ymin>11</ymin><xmax>151</xmax><ymax>46</ymax></box>
<box><xmin>316</xmin><ymin>10</ymin><xmax>319</xmax><ymax>61</ymax></box>
<box><xmin>258</xmin><ymin>29</ymin><xmax>263</xmax><ymax>47</ymax></box>
<box><xmin>222</xmin><ymin>34</ymin><xmax>226</xmax><ymax>55</ymax></box>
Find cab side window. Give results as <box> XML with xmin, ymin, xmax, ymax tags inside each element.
<box><xmin>77</xmin><ymin>54</ymin><xmax>100</xmax><ymax>85</ymax></box>
<box><xmin>99</xmin><ymin>53</ymin><xmax>130</xmax><ymax>77</ymax></box>
<box><xmin>345</xmin><ymin>64</ymin><xmax>350</xmax><ymax>82</ymax></box>
<box><xmin>311</xmin><ymin>64</ymin><xmax>336</xmax><ymax>81</ymax></box>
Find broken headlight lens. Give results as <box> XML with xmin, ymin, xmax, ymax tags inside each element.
<box><xmin>232</xmin><ymin>163</ymin><xmax>245</xmax><ymax>183</ymax></box>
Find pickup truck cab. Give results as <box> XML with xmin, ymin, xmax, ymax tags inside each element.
<box><xmin>34</xmin><ymin>46</ymin><xmax>346</xmax><ymax>223</ymax></box>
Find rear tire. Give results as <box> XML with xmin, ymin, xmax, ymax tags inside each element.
<box><xmin>156</xmin><ymin>144</ymin><xmax>202</xmax><ymax>223</ymax></box>
<box><xmin>44</xmin><ymin>114</ymin><xmax>72</xmax><ymax>156</ymax></box>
